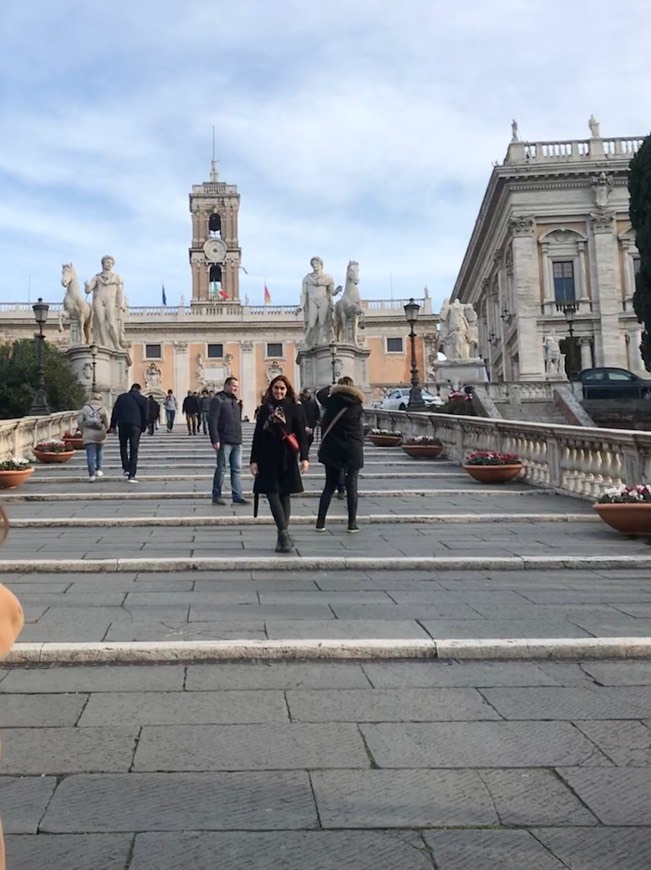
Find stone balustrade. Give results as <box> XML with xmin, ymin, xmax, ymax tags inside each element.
<box><xmin>0</xmin><ymin>411</ymin><xmax>81</xmax><ymax>461</ymax></box>
<box><xmin>363</xmin><ymin>409</ymin><xmax>651</xmax><ymax>500</ymax></box>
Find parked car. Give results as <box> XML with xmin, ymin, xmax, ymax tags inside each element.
<box><xmin>379</xmin><ymin>388</ymin><xmax>444</xmax><ymax>410</ymax></box>
<box><xmin>571</xmin><ymin>367</ymin><xmax>651</xmax><ymax>400</ymax></box>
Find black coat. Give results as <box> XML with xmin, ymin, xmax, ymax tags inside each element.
<box><xmin>250</xmin><ymin>398</ymin><xmax>308</xmax><ymax>495</ymax></box>
<box><xmin>317</xmin><ymin>384</ymin><xmax>365</xmax><ymax>471</ymax></box>
<box><xmin>110</xmin><ymin>389</ymin><xmax>149</xmax><ymax>431</ymax></box>
<box><xmin>208</xmin><ymin>391</ymin><xmax>242</xmax><ymax>445</ymax></box>
<box><xmin>300</xmin><ymin>396</ymin><xmax>321</xmax><ymax>428</ymax></box>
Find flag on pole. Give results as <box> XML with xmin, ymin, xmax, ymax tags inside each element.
<box><xmin>162</xmin><ymin>283</ymin><xmax>167</xmax><ymax>306</ymax></box>
<box><xmin>264</xmin><ymin>284</ymin><xmax>271</xmax><ymax>304</ymax></box>
<box><xmin>218</xmin><ymin>288</ymin><xmax>229</xmax><ymax>300</ymax></box>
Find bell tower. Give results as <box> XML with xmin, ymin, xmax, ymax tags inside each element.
<box><xmin>188</xmin><ymin>156</ymin><xmax>241</xmax><ymax>304</ymax></box>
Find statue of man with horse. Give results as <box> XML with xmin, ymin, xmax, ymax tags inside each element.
<box><xmin>300</xmin><ymin>256</ymin><xmax>341</xmax><ymax>348</ymax></box>
<box><xmin>60</xmin><ymin>263</ymin><xmax>93</xmax><ymax>345</ymax></box>
<box><xmin>334</xmin><ymin>260</ymin><xmax>364</xmax><ymax>345</ymax></box>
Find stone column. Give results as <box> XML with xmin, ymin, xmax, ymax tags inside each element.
<box><xmin>240</xmin><ymin>340</ymin><xmax>256</xmax><ymax>419</ymax></box>
<box><xmin>509</xmin><ymin>216</ymin><xmax>542</xmax><ymax>380</ymax></box>
<box><xmin>629</xmin><ymin>328</ymin><xmax>644</xmax><ymax>373</ymax></box>
<box><xmin>590</xmin><ymin>211</ymin><xmax>626</xmax><ymax>367</ymax></box>
<box><xmin>540</xmin><ymin>242</ymin><xmax>554</xmax><ymax>308</ymax></box>
<box><xmin>577</xmin><ymin>242</ymin><xmax>589</xmax><ymax>302</ymax></box>
<box><xmin>174</xmin><ymin>341</ymin><xmax>189</xmax><ymax>401</ymax></box>
<box><xmin>579</xmin><ymin>337</ymin><xmax>593</xmax><ymax>370</ymax></box>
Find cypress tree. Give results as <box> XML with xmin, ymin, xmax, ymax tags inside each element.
<box><xmin>629</xmin><ymin>134</ymin><xmax>651</xmax><ymax>370</ymax></box>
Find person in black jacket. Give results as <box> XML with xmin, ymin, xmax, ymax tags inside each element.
<box><xmin>250</xmin><ymin>375</ymin><xmax>309</xmax><ymax>553</ymax></box>
<box><xmin>208</xmin><ymin>377</ymin><xmax>249</xmax><ymax>506</ymax></box>
<box><xmin>299</xmin><ymin>388</ymin><xmax>321</xmax><ymax>456</ymax></box>
<box><xmin>315</xmin><ymin>376</ymin><xmax>364</xmax><ymax>532</ymax></box>
<box><xmin>109</xmin><ymin>383</ymin><xmax>149</xmax><ymax>483</ymax></box>
<box><xmin>182</xmin><ymin>391</ymin><xmax>200</xmax><ymax>435</ymax></box>
<box><xmin>147</xmin><ymin>395</ymin><xmax>160</xmax><ymax>436</ymax></box>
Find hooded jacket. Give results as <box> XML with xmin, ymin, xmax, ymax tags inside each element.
<box><xmin>316</xmin><ymin>383</ymin><xmax>365</xmax><ymax>470</ymax></box>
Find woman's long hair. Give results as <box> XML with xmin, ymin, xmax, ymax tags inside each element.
<box><xmin>262</xmin><ymin>375</ymin><xmax>296</xmax><ymax>404</ymax></box>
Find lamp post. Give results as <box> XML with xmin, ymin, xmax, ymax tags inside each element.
<box><xmin>329</xmin><ymin>341</ymin><xmax>337</xmax><ymax>384</ymax></box>
<box><xmin>90</xmin><ymin>343</ymin><xmax>98</xmax><ymax>392</ymax></box>
<box><xmin>403</xmin><ymin>297</ymin><xmax>425</xmax><ymax>410</ymax></box>
<box><xmin>556</xmin><ymin>301</ymin><xmax>577</xmax><ymax>338</ymax></box>
<box><xmin>29</xmin><ymin>298</ymin><xmax>50</xmax><ymax>416</ymax></box>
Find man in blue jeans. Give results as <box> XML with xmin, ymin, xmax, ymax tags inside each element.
<box><xmin>208</xmin><ymin>377</ymin><xmax>250</xmax><ymax>506</ymax></box>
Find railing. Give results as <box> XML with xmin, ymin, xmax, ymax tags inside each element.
<box><xmin>363</xmin><ymin>409</ymin><xmax>651</xmax><ymax>500</ymax></box>
<box><xmin>515</xmin><ymin>137</ymin><xmax>642</xmax><ymax>163</ymax></box>
<box><xmin>0</xmin><ymin>411</ymin><xmax>81</xmax><ymax>461</ymax></box>
<box><xmin>483</xmin><ymin>381</ymin><xmax>566</xmax><ymax>403</ymax></box>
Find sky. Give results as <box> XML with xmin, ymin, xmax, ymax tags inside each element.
<box><xmin>1</xmin><ymin>0</ymin><xmax>650</xmax><ymax>311</ymax></box>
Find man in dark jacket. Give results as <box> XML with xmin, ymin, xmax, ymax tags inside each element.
<box><xmin>182</xmin><ymin>391</ymin><xmax>200</xmax><ymax>435</ymax></box>
<box><xmin>208</xmin><ymin>377</ymin><xmax>250</xmax><ymax>506</ymax></box>
<box><xmin>199</xmin><ymin>390</ymin><xmax>211</xmax><ymax>435</ymax></box>
<box><xmin>299</xmin><ymin>388</ymin><xmax>321</xmax><ymax>456</ymax></box>
<box><xmin>109</xmin><ymin>383</ymin><xmax>149</xmax><ymax>483</ymax></box>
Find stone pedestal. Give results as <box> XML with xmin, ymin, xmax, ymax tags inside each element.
<box><xmin>436</xmin><ymin>358</ymin><xmax>488</xmax><ymax>391</ymax></box>
<box><xmin>67</xmin><ymin>345</ymin><xmax>132</xmax><ymax>405</ymax></box>
<box><xmin>297</xmin><ymin>343</ymin><xmax>371</xmax><ymax>397</ymax></box>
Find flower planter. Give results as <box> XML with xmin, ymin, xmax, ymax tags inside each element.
<box><xmin>401</xmin><ymin>444</ymin><xmax>443</xmax><ymax>459</ymax></box>
<box><xmin>0</xmin><ymin>467</ymin><xmax>34</xmax><ymax>489</ymax></box>
<box><xmin>33</xmin><ymin>449</ymin><xmax>76</xmax><ymax>464</ymax></box>
<box><xmin>593</xmin><ymin>503</ymin><xmax>651</xmax><ymax>536</ymax></box>
<box><xmin>463</xmin><ymin>463</ymin><xmax>523</xmax><ymax>483</ymax></box>
<box><xmin>368</xmin><ymin>434</ymin><xmax>402</xmax><ymax>447</ymax></box>
<box><xmin>63</xmin><ymin>437</ymin><xmax>84</xmax><ymax>451</ymax></box>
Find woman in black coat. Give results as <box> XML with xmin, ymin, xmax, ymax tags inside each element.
<box><xmin>315</xmin><ymin>376</ymin><xmax>365</xmax><ymax>532</ymax></box>
<box><xmin>250</xmin><ymin>375</ymin><xmax>309</xmax><ymax>553</ymax></box>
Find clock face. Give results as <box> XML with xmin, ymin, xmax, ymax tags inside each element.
<box><xmin>203</xmin><ymin>239</ymin><xmax>226</xmax><ymax>263</ymax></box>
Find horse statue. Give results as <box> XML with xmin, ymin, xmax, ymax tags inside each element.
<box><xmin>334</xmin><ymin>260</ymin><xmax>364</xmax><ymax>345</ymax></box>
<box><xmin>60</xmin><ymin>263</ymin><xmax>92</xmax><ymax>345</ymax></box>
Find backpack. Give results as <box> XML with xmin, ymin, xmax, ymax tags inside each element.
<box><xmin>85</xmin><ymin>405</ymin><xmax>103</xmax><ymax>430</ymax></box>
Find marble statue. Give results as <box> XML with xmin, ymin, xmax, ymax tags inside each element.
<box><xmin>543</xmin><ymin>329</ymin><xmax>563</xmax><ymax>376</ymax></box>
<box><xmin>300</xmin><ymin>256</ymin><xmax>341</xmax><ymax>348</ymax></box>
<box><xmin>334</xmin><ymin>260</ymin><xmax>364</xmax><ymax>345</ymax></box>
<box><xmin>591</xmin><ymin>170</ymin><xmax>611</xmax><ymax>209</ymax></box>
<box><xmin>511</xmin><ymin>119</ymin><xmax>520</xmax><ymax>142</ymax></box>
<box><xmin>464</xmin><ymin>304</ymin><xmax>479</xmax><ymax>358</ymax></box>
<box><xmin>60</xmin><ymin>263</ymin><xmax>92</xmax><ymax>345</ymax></box>
<box><xmin>84</xmin><ymin>255</ymin><xmax>126</xmax><ymax>350</ymax></box>
<box><xmin>438</xmin><ymin>298</ymin><xmax>475</xmax><ymax>359</ymax></box>
<box><xmin>588</xmin><ymin>115</ymin><xmax>601</xmax><ymax>138</ymax></box>
<box><xmin>144</xmin><ymin>363</ymin><xmax>162</xmax><ymax>392</ymax></box>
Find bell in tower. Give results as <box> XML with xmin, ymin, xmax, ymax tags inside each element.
<box><xmin>188</xmin><ymin>154</ymin><xmax>241</xmax><ymax>304</ymax></box>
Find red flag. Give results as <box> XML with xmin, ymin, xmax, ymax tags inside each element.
<box><xmin>218</xmin><ymin>288</ymin><xmax>229</xmax><ymax>300</ymax></box>
<box><xmin>264</xmin><ymin>284</ymin><xmax>271</xmax><ymax>304</ymax></box>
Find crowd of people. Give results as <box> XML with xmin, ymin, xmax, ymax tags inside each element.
<box><xmin>73</xmin><ymin>374</ymin><xmax>366</xmax><ymax>550</ymax></box>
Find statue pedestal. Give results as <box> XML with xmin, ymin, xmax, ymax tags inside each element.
<box><xmin>297</xmin><ymin>343</ymin><xmax>371</xmax><ymax>397</ymax></box>
<box><xmin>436</xmin><ymin>358</ymin><xmax>488</xmax><ymax>392</ymax></box>
<box><xmin>66</xmin><ymin>345</ymin><xmax>132</xmax><ymax>405</ymax></box>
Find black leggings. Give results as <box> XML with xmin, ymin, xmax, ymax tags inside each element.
<box><xmin>267</xmin><ymin>492</ymin><xmax>291</xmax><ymax>531</ymax></box>
<box><xmin>317</xmin><ymin>465</ymin><xmax>359</xmax><ymax>525</ymax></box>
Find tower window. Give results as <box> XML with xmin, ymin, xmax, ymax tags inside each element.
<box><xmin>145</xmin><ymin>344</ymin><xmax>162</xmax><ymax>359</ymax></box>
<box><xmin>207</xmin><ymin>343</ymin><xmax>223</xmax><ymax>358</ymax></box>
<box><xmin>209</xmin><ymin>265</ymin><xmax>223</xmax><ymax>300</ymax></box>
<box><xmin>209</xmin><ymin>213</ymin><xmax>222</xmax><ymax>238</ymax></box>
<box><xmin>553</xmin><ymin>260</ymin><xmax>576</xmax><ymax>303</ymax></box>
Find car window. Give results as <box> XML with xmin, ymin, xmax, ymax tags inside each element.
<box><xmin>583</xmin><ymin>371</ymin><xmax>605</xmax><ymax>382</ymax></box>
<box><xmin>607</xmin><ymin>370</ymin><xmax>635</xmax><ymax>382</ymax></box>
<box><xmin>389</xmin><ymin>391</ymin><xmax>400</xmax><ymax>399</ymax></box>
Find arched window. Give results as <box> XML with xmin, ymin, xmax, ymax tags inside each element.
<box><xmin>209</xmin><ymin>213</ymin><xmax>222</xmax><ymax>239</ymax></box>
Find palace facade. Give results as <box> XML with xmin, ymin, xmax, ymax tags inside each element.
<box><xmin>450</xmin><ymin>122</ymin><xmax>645</xmax><ymax>381</ymax></box>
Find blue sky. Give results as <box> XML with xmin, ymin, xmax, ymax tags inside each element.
<box><xmin>1</xmin><ymin>0</ymin><xmax>650</xmax><ymax>310</ymax></box>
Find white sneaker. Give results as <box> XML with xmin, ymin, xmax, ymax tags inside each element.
<box><xmin>123</xmin><ymin>472</ymin><xmax>130</xmax><ymax>478</ymax></box>
<box><xmin>128</xmin><ymin>477</ymin><xmax>139</xmax><ymax>484</ymax></box>
<box><xmin>95</xmin><ymin>470</ymin><xmax>104</xmax><ymax>478</ymax></box>
<box><xmin>88</xmin><ymin>476</ymin><xmax>96</xmax><ymax>483</ymax></box>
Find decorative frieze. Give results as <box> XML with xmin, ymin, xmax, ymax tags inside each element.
<box><xmin>508</xmin><ymin>215</ymin><xmax>536</xmax><ymax>236</ymax></box>
<box><xmin>590</xmin><ymin>210</ymin><xmax>616</xmax><ymax>233</ymax></box>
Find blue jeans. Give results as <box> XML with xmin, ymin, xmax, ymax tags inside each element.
<box><xmin>165</xmin><ymin>410</ymin><xmax>176</xmax><ymax>431</ymax></box>
<box><xmin>84</xmin><ymin>443</ymin><xmax>103</xmax><ymax>477</ymax></box>
<box><xmin>212</xmin><ymin>443</ymin><xmax>243</xmax><ymax>502</ymax></box>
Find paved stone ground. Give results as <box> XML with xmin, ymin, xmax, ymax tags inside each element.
<box><xmin>1</xmin><ymin>425</ymin><xmax>651</xmax><ymax>867</ymax></box>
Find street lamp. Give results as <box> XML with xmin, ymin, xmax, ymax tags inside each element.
<box><xmin>556</xmin><ymin>302</ymin><xmax>577</xmax><ymax>339</ymax></box>
<box><xmin>29</xmin><ymin>298</ymin><xmax>50</xmax><ymax>415</ymax></box>
<box><xmin>90</xmin><ymin>343</ymin><xmax>98</xmax><ymax>392</ymax></box>
<box><xmin>329</xmin><ymin>340</ymin><xmax>337</xmax><ymax>384</ymax></box>
<box><xmin>403</xmin><ymin>297</ymin><xmax>425</xmax><ymax>410</ymax></box>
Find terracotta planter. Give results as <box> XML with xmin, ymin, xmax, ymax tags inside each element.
<box><xmin>463</xmin><ymin>463</ymin><xmax>523</xmax><ymax>483</ymax></box>
<box><xmin>33</xmin><ymin>449</ymin><xmax>76</xmax><ymax>464</ymax></box>
<box><xmin>593</xmin><ymin>503</ymin><xmax>651</xmax><ymax>536</ymax></box>
<box><xmin>368</xmin><ymin>434</ymin><xmax>402</xmax><ymax>447</ymax></box>
<box><xmin>401</xmin><ymin>444</ymin><xmax>443</xmax><ymax>459</ymax></box>
<box><xmin>63</xmin><ymin>437</ymin><xmax>84</xmax><ymax>451</ymax></box>
<box><xmin>0</xmin><ymin>467</ymin><xmax>34</xmax><ymax>489</ymax></box>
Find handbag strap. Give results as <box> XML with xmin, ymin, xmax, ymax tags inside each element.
<box><xmin>321</xmin><ymin>408</ymin><xmax>347</xmax><ymax>442</ymax></box>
